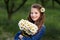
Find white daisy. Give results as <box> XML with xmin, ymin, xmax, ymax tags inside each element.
<box><xmin>40</xmin><ymin>8</ymin><xmax>45</xmax><ymax>12</ymax></box>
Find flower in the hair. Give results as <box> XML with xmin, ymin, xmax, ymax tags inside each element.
<box><xmin>18</xmin><ymin>19</ymin><xmax>38</xmax><ymax>35</ymax></box>
<box><xmin>40</xmin><ymin>8</ymin><xmax>45</xmax><ymax>12</ymax></box>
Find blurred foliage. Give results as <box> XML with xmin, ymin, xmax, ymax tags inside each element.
<box><xmin>0</xmin><ymin>0</ymin><xmax>60</xmax><ymax>40</ymax></box>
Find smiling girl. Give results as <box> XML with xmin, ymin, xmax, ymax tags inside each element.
<box><xmin>14</xmin><ymin>3</ymin><xmax>46</xmax><ymax>40</ymax></box>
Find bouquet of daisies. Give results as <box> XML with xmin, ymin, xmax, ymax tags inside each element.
<box><xmin>18</xmin><ymin>19</ymin><xmax>38</xmax><ymax>35</ymax></box>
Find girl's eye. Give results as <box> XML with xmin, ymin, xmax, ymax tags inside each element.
<box><xmin>35</xmin><ymin>12</ymin><xmax>38</xmax><ymax>14</ymax></box>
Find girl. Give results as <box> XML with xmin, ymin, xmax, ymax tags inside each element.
<box><xmin>14</xmin><ymin>3</ymin><xmax>46</xmax><ymax>40</ymax></box>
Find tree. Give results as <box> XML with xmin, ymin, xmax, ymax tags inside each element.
<box><xmin>4</xmin><ymin>0</ymin><xmax>27</xmax><ymax>20</ymax></box>
<box><xmin>54</xmin><ymin>0</ymin><xmax>60</xmax><ymax>5</ymax></box>
<box><xmin>36</xmin><ymin>0</ymin><xmax>49</xmax><ymax>7</ymax></box>
<box><xmin>52</xmin><ymin>0</ymin><xmax>60</xmax><ymax>8</ymax></box>
<box><xmin>40</xmin><ymin>0</ymin><xmax>45</xmax><ymax>6</ymax></box>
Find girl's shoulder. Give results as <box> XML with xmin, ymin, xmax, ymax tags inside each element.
<box><xmin>39</xmin><ymin>24</ymin><xmax>46</xmax><ymax>32</ymax></box>
<box><xmin>17</xmin><ymin>31</ymin><xmax>22</xmax><ymax>35</ymax></box>
<box><xmin>42</xmin><ymin>24</ymin><xmax>46</xmax><ymax>29</ymax></box>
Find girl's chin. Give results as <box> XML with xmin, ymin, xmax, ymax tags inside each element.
<box><xmin>32</xmin><ymin>19</ymin><xmax>37</xmax><ymax>21</ymax></box>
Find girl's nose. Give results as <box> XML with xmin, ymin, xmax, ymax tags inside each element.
<box><xmin>32</xmin><ymin>13</ymin><xmax>36</xmax><ymax>16</ymax></box>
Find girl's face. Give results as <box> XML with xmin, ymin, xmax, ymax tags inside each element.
<box><xmin>30</xmin><ymin>8</ymin><xmax>40</xmax><ymax>21</ymax></box>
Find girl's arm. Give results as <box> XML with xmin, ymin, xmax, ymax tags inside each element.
<box><xmin>22</xmin><ymin>25</ymin><xmax>46</xmax><ymax>40</ymax></box>
<box><xmin>14</xmin><ymin>31</ymin><xmax>22</xmax><ymax>40</ymax></box>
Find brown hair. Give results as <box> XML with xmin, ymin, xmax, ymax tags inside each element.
<box><xmin>28</xmin><ymin>4</ymin><xmax>45</xmax><ymax>31</ymax></box>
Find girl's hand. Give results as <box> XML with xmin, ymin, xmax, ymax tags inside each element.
<box><xmin>19</xmin><ymin>35</ymin><xmax>23</xmax><ymax>40</ymax></box>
